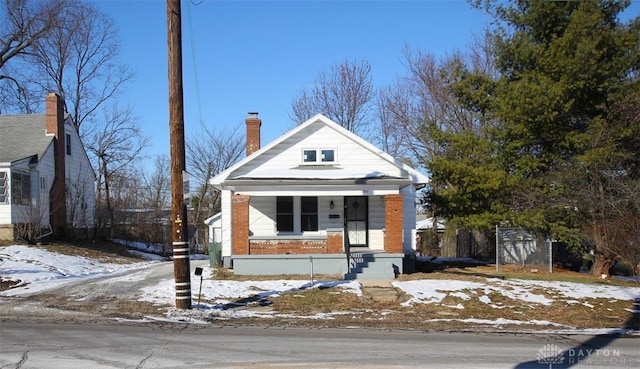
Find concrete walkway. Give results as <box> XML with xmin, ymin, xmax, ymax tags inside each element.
<box><xmin>358</xmin><ymin>279</ymin><xmax>398</xmax><ymax>303</ymax></box>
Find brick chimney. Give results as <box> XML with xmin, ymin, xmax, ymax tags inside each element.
<box><xmin>45</xmin><ymin>93</ymin><xmax>67</xmax><ymax>238</ymax></box>
<box><xmin>46</xmin><ymin>92</ymin><xmax>65</xmax><ymax>138</ymax></box>
<box><xmin>245</xmin><ymin>112</ymin><xmax>261</xmax><ymax>156</ymax></box>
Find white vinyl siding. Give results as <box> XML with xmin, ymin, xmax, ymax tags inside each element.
<box><xmin>63</xmin><ymin>125</ymin><xmax>96</xmax><ymax>229</ymax></box>
<box><xmin>231</xmin><ymin>124</ymin><xmax>406</xmax><ymax>179</ymax></box>
<box><xmin>368</xmin><ymin>195</ymin><xmax>385</xmax><ymax>251</ymax></box>
<box><xmin>220</xmin><ymin>189</ymin><xmax>233</xmax><ymax>257</ymax></box>
<box><xmin>401</xmin><ymin>185</ymin><xmax>418</xmax><ymax>251</ymax></box>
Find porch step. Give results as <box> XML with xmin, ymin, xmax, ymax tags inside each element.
<box><xmin>344</xmin><ymin>252</ymin><xmax>399</xmax><ymax>280</ymax></box>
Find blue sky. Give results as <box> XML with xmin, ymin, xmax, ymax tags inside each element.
<box><xmin>91</xmin><ymin>0</ymin><xmax>495</xmax><ymax>165</ymax></box>
<box><xmin>92</xmin><ymin>0</ymin><xmax>639</xmax><ymax>168</ymax></box>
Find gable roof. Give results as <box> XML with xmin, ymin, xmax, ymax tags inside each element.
<box><xmin>211</xmin><ymin>114</ymin><xmax>430</xmax><ymax>186</ymax></box>
<box><xmin>0</xmin><ymin>114</ymin><xmax>53</xmax><ymax>164</ymax></box>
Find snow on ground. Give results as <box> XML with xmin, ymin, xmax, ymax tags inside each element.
<box><xmin>1</xmin><ymin>244</ymin><xmax>639</xmax><ymax>333</ymax></box>
<box><xmin>0</xmin><ymin>245</ymin><xmax>156</xmax><ymax>295</ymax></box>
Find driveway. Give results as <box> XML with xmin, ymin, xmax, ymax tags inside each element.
<box><xmin>0</xmin><ymin>259</ymin><xmax>211</xmax><ymax>321</ymax></box>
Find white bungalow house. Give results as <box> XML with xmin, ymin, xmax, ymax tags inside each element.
<box><xmin>209</xmin><ymin>113</ymin><xmax>429</xmax><ymax>279</ymax></box>
<box><xmin>0</xmin><ymin>93</ymin><xmax>96</xmax><ymax>240</ymax></box>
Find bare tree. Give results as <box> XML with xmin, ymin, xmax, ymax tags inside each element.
<box><xmin>14</xmin><ymin>196</ymin><xmax>50</xmax><ymax>243</ymax></box>
<box><xmin>289</xmin><ymin>60</ymin><xmax>375</xmax><ymax>137</ymax></box>
<box><xmin>140</xmin><ymin>155</ymin><xmax>171</xmax><ymax>213</ymax></box>
<box><xmin>87</xmin><ymin>104</ymin><xmax>148</xmax><ymax>238</ymax></box>
<box><xmin>187</xmin><ymin>123</ymin><xmax>244</xmax><ymax>247</ymax></box>
<box><xmin>27</xmin><ymin>1</ymin><xmax>133</xmax><ymax>133</ymax></box>
<box><xmin>0</xmin><ymin>0</ymin><xmax>72</xmax><ymax>112</ymax></box>
<box><xmin>373</xmin><ymin>85</ymin><xmax>411</xmax><ymax>159</ymax></box>
<box><xmin>379</xmin><ymin>43</ymin><xmax>497</xmax><ymax>165</ymax></box>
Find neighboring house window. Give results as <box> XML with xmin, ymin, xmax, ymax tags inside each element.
<box><xmin>0</xmin><ymin>172</ymin><xmax>7</xmax><ymax>204</ymax></box>
<box><xmin>11</xmin><ymin>172</ymin><xmax>30</xmax><ymax>205</ymax></box>
<box><xmin>276</xmin><ymin>196</ymin><xmax>294</xmax><ymax>232</ymax></box>
<box><xmin>65</xmin><ymin>133</ymin><xmax>72</xmax><ymax>155</ymax></box>
<box><xmin>301</xmin><ymin>196</ymin><xmax>318</xmax><ymax>231</ymax></box>
<box><xmin>302</xmin><ymin>148</ymin><xmax>336</xmax><ymax>164</ymax></box>
<box><xmin>40</xmin><ymin>176</ymin><xmax>47</xmax><ymax>190</ymax></box>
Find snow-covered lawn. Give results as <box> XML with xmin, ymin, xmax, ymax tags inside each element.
<box><xmin>1</xmin><ymin>244</ymin><xmax>639</xmax><ymax>334</ymax></box>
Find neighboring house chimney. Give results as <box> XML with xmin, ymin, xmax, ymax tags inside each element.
<box><xmin>46</xmin><ymin>93</ymin><xmax>67</xmax><ymax>237</ymax></box>
<box><xmin>245</xmin><ymin>112</ymin><xmax>261</xmax><ymax>156</ymax></box>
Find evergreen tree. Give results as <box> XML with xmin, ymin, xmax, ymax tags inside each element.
<box><xmin>432</xmin><ymin>0</ymin><xmax>639</xmax><ymax>275</ymax></box>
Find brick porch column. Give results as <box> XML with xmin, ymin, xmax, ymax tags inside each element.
<box><xmin>326</xmin><ymin>228</ymin><xmax>344</xmax><ymax>254</ymax></box>
<box><xmin>232</xmin><ymin>194</ymin><xmax>250</xmax><ymax>255</ymax></box>
<box><xmin>384</xmin><ymin>194</ymin><xmax>404</xmax><ymax>253</ymax></box>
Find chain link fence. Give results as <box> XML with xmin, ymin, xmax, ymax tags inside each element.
<box><xmin>495</xmin><ymin>226</ymin><xmax>552</xmax><ymax>272</ymax></box>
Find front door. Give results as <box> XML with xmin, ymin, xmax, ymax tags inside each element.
<box><xmin>344</xmin><ymin>196</ymin><xmax>368</xmax><ymax>248</ymax></box>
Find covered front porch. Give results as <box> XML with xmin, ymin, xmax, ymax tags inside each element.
<box><xmin>229</xmin><ymin>193</ymin><xmax>407</xmax><ymax>253</ymax></box>
<box><xmin>223</xmin><ymin>192</ymin><xmax>411</xmax><ymax>279</ymax></box>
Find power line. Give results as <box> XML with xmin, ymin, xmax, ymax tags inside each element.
<box><xmin>186</xmin><ymin>0</ymin><xmax>203</xmax><ymax>125</ymax></box>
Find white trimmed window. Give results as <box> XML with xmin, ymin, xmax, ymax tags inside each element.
<box><xmin>65</xmin><ymin>133</ymin><xmax>72</xmax><ymax>155</ymax></box>
<box><xmin>301</xmin><ymin>148</ymin><xmax>337</xmax><ymax>164</ymax></box>
<box><xmin>11</xmin><ymin>172</ymin><xmax>30</xmax><ymax>205</ymax></box>
<box><xmin>276</xmin><ymin>196</ymin><xmax>319</xmax><ymax>233</ymax></box>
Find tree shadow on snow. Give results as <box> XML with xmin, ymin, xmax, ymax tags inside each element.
<box><xmin>514</xmin><ymin>297</ymin><xmax>640</xmax><ymax>368</ymax></box>
<box><xmin>200</xmin><ymin>280</ymin><xmax>353</xmax><ymax>311</ymax></box>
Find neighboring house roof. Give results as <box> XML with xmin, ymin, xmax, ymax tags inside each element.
<box><xmin>204</xmin><ymin>212</ymin><xmax>221</xmax><ymax>226</ymax></box>
<box><xmin>211</xmin><ymin>114</ymin><xmax>430</xmax><ymax>186</ymax></box>
<box><xmin>0</xmin><ymin>115</ymin><xmax>53</xmax><ymax>164</ymax></box>
<box><xmin>416</xmin><ymin>217</ymin><xmax>446</xmax><ymax>231</ymax></box>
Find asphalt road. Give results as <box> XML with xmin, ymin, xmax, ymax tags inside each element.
<box><xmin>1</xmin><ymin>320</ymin><xmax>639</xmax><ymax>369</ymax></box>
<box><xmin>1</xmin><ymin>259</ymin><xmax>639</xmax><ymax>368</ymax></box>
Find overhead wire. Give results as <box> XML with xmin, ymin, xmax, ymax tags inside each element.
<box><xmin>186</xmin><ymin>0</ymin><xmax>203</xmax><ymax>125</ymax></box>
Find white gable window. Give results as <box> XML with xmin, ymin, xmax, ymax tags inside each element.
<box><xmin>302</xmin><ymin>149</ymin><xmax>317</xmax><ymax>163</ymax></box>
<box><xmin>321</xmin><ymin>149</ymin><xmax>335</xmax><ymax>163</ymax></box>
<box><xmin>301</xmin><ymin>148</ymin><xmax>337</xmax><ymax>165</ymax></box>
<box><xmin>0</xmin><ymin>172</ymin><xmax>7</xmax><ymax>204</ymax></box>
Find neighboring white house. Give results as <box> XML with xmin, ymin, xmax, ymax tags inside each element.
<box><xmin>0</xmin><ymin>93</ymin><xmax>96</xmax><ymax>240</ymax></box>
<box><xmin>208</xmin><ymin>113</ymin><xmax>429</xmax><ymax>278</ymax></box>
<box><xmin>204</xmin><ymin>212</ymin><xmax>222</xmax><ymax>244</ymax></box>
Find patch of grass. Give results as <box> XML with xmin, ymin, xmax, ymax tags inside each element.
<box><xmin>0</xmin><ymin>279</ymin><xmax>20</xmax><ymax>291</ymax></box>
<box><xmin>401</xmin><ymin>265</ymin><xmax>638</xmax><ymax>287</ymax></box>
<box><xmin>36</xmin><ymin>292</ymin><xmax>170</xmax><ymax>320</ymax></box>
<box><xmin>272</xmin><ymin>287</ymin><xmax>372</xmax><ymax>314</ymax></box>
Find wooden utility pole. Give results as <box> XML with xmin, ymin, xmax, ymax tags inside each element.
<box><xmin>167</xmin><ymin>0</ymin><xmax>191</xmax><ymax>310</ymax></box>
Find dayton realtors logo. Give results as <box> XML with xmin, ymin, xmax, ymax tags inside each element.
<box><xmin>537</xmin><ymin>344</ymin><xmax>565</xmax><ymax>368</ymax></box>
<box><xmin>537</xmin><ymin>344</ymin><xmax>634</xmax><ymax>367</ymax></box>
